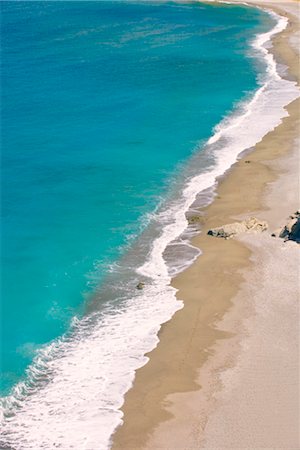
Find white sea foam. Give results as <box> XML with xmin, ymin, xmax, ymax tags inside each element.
<box><xmin>1</xmin><ymin>7</ymin><xmax>299</xmax><ymax>450</ymax></box>
<box><xmin>1</xmin><ymin>288</ymin><xmax>182</xmax><ymax>450</ymax></box>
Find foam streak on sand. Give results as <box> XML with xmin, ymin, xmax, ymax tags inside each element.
<box><xmin>1</xmin><ymin>5</ymin><xmax>299</xmax><ymax>450</ymax></box>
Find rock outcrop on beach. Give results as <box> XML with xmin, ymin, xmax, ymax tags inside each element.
<box><xmin>207</xmin><ymin>217</ymin><xmax>268</xmax><ymax>239</ymax></box>
<box><xmin>272</xmin><ymin>211</ymin><xmax>300</xmax><ymax>243</ymax></box>
<box><xmin>207</xmin><ymin>212</ymin><xmax>300</xmax><ymax>242</ymax></box>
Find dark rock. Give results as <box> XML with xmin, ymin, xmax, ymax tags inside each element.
<box><xmin>273</xmin><ymin>211</ymin><xmax>300</xmax><ymax>243</ymax></box>
<box><xmin>279</xmin><ymin>218</ymin><xmax>298</xmax><ymax>239</ymax></box>
<box><xmin>290</xmin><ymin>217</ymin><xmax>300</xmax><ymax>242</ymax></box>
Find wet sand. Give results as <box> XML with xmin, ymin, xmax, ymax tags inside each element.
<box><xmin>112</xmin><ymin>1</ymin><xmax>299</xmax><ymax>449</ymax></box>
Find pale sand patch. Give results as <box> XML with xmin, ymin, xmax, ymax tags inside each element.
<box><xmin>232</xmin><ymin>137</ymin><xmax>300</xmax><ymax>231</ymax></box>
<box><xmin>200</xmin><ymin>235</ymin><xmax>299</xmax><ymax>449</ymax></box>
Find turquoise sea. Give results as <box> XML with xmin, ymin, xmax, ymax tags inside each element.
<box><xmin>2</xmin><ymin>1</ymin><xmax>295</xmax><ymax>449</ymax></box>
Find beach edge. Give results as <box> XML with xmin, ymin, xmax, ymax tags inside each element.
<box><xmin>111</xmin><ymin>1</ymin><xmax>299</xmax><ymax>448</ymax></box>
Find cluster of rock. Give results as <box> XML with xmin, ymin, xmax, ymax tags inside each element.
<box><xmin>135</xmin><ymin>213</ymin><xmax>299</xmax><ymax>289</ymax></box>
<box><xmin>207</xmin><ymin>217</ymin><xmax>268</xmax><ymax>239</ymax></box>
<box><xmin>207</xmin><ymin>212</ymin><xmax>300</xmax><ymax>243</ymax></box>
<box><xmin>271</xmin><ymin>211</ymin><xmax>300</xmax><ymax>243</ymax></box>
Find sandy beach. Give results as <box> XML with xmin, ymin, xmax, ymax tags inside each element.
<box><xmin>112</xmin><ymin>1</ymin><xmax>299</xmax><ymax>449</ymax></box>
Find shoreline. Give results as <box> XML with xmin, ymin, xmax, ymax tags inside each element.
<box><xmin>112</xmin><ymin>1</ymin><xmax>299</xmax><ymax>448</ymax></box>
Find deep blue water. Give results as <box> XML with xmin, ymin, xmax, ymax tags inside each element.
<box><xmin>1</xmin><ymin>1</ymin><xmax>274</xmax><ymax>394</ymax></box>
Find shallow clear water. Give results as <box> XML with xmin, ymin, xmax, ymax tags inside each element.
<box><xmin>1</xmin><ymin>0</ymin><xmax>273</xmax><ymax>394</ymax></box>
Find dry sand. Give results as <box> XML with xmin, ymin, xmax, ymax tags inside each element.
<box><xmin>200</xmin><ymin>233</ymin><xmax>299</xmax><ymax>449</ymax></box>
<box><xmin>112</xmin><ymin>1</ymin><xmax>300</xmax><ymax>449</ymax></box>
<box><xmin>142</xmin><ymin>231</ymin><xmax>299</xmax><ymax>449</ymax></box>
